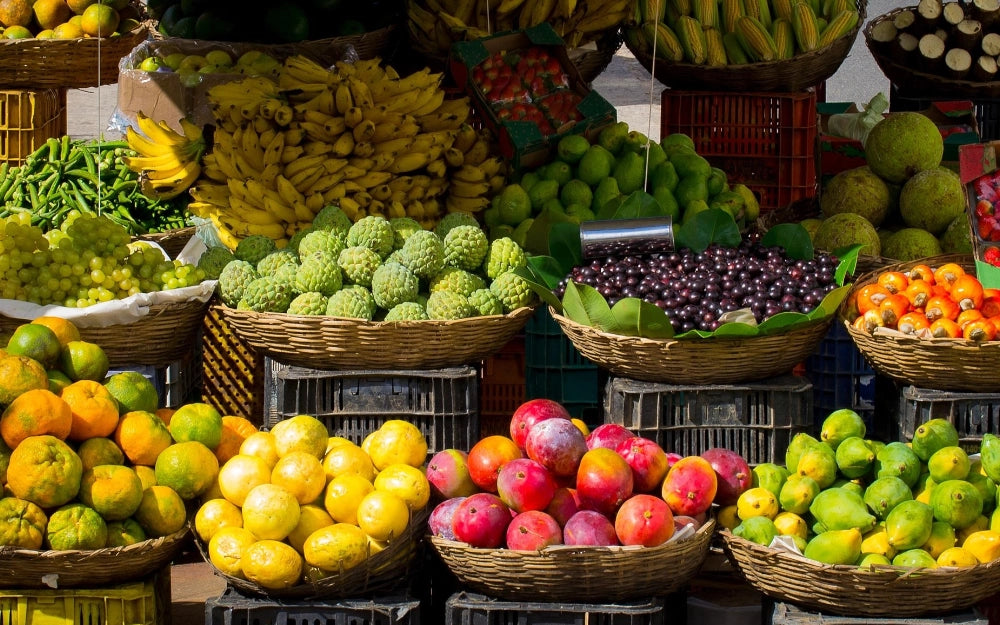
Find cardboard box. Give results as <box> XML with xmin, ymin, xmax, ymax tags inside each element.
<box><xmin>959</xmin><ymin>141</ymin><xmax>1000</xmax><ymax>288</ymax></box>
<box><xmin>449</xmin><ymin>23</ymin><xmax>616</xmax><ymax>173</ymax></box>
<box><xmin>817</xmin><ymin>101</ymin><xmax>980</xmax><ymax>188</ymax></box>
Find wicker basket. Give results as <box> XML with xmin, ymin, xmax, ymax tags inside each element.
<box><xmin>213</xmin><ymin>304</ymin><xmax>535</xmax><ymax>371</ymax></box>
<box><xmin>550</xmin><ymin>307</ymin><xmax>834</xmax><ymax>384</ymax></box>
<box><xmin>865</xmin><ymin>7</ymin><xmax>1000</xmax><ymax>100</ymax></box>
<box><xmin>135</xmin><ymin>226</ymin><xmax>197</xmax><ymax>260</ymax></box>
<box><xmin>625</xmin><ymin>0</ymin><xmax>865</xmax><ymax>91</ymax></box>
<box><xmin>841</xmin><ymin>254</ymin><xmax>1000</xmax><ymax>391</ymax></box>
<box><xmin>567</xmin><ymin>28</ymin><xmax>624</xmax><ymax>84</ymax></box>
<box><xmin>0</xmin><ymin>527</ymin><xmax>188</xmax><ymax>589</ymax></box>
<box><xmin>720</xmin><ymin>529</ymin><xmax>1000</xmax><ymax>617</ymax></box>
<box><xmin>430</xmin><ymin>516</ymin><xmax>716</xmax><ymax>603</ymax></box>
<box><xmin>193</xmin><ymin>509</ymin><xmax>427</xmax><ymax>599</ymax></box>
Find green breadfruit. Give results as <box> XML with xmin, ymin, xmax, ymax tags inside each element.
<box><xmin>371</xmin><ymin>261</ymin><xmax>419</xmax><ymax>309</ymax></box>
<box><xmin>389</xmin><ymin>217</ymin><xmax>422</xmax><ymax>249</ymax></box>
<box><xmin>217</xmin><ymin>260</ymin><xmax>259</xmax><ymax>307</ymax></box>
<box><xmin>271</xmin><ymin>263</ymin><xmax>299</xmax><ymax>293</ymax></box>
<box><xmin>197</xmin><ymin>246</ymin><xmax>234</xmax><ymax>280</ymax></box>
<box><xmin>256</xmin><ymin>250</ymin><xmax>299</xmax><ymax>276</ymax></box>
<box><xmin>287</xmin><ymin>226</ymin><xmax>315</xmax><ymax>254</ymax></box>
<box><xmin>426</xmin><ymin>290</ymin><xmax>474</xmax><ymax>320</ymax></box>
<box><xmin>298</xmin><ymin>229</ymin><xmax>346</xmax><ymax>259</ymax></box>
<box><xmin>312</xmin><ymin>205</ymin><xmax>353</xmax><ymax>238</ymax></box>
<box><xmin>434</xmin><ymin>212</ymin><xmax>479</xmax><ymax>238</ymax></box>
<box><xmin>287</xmin><ymin>291</ymin><xmax>327</xmax><ymax>315</ymax></box>
<box><xmin>443</xmin><ymin>225</ymin><xmax>489</xmax><ymax>271</ymax></box>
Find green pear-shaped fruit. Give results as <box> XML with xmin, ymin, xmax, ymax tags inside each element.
<box><xmin>804</xmin><ymin>528</ymin><xmax>863</xmax><ymax>565</ymax></box>
<box><xmin>836</xmin><ymin>436</ymin><xmax>876</xmax><ymax>479</ymax></box>
<box><xmin>876</xmin><ymin>442</ymin><xmax>922</xmax><ymax>488</ymax></box>
<box><xmin>864</xmin><ymin>476</ymin><xmax>914</xmax><ymax>520</ymax></box>
<box><xmin>821</xmin><ymin>408</ymin><xmax>867</xmax><ymax>450</ymax></box>
<box><xmin>785</xmin><ymin>433</ymin><xmax>820</xmax><ymax>477</ymax></box>
<box><xmin>930</xmin><ymin>479</ymin><xmax>983</xmax><ymax>530</ymax></box>
<box><xmin>796</xmin><ymin>443</ymin><xmax>838</xmax><ymax>489</ymax></box>
<box><xmin>733</xmin><ymin>515</ymin><xmax>779</xmax><ymax>546</ymax></box>
<box><xmin>810</xmin><ymin>487</ymin><xmax>877</xmax><ymax>533</ymax></box>
<box><xmin>886</xmin><ymin>499</ymin><xmax>934</xmax><ymax>551</ymax></box>
<box><xmin>911</xmin><ymin>418</ymin><xmax>960</xmax><ymax>462</ymax></box>
<box><xmin>779</xmin><ymin>474</ymin><xmax>820</xmax><ymax>515</ymax></box>
<box><xmin>751</xmin><ymin>463</ymin><xmax>790</xmax><ymax>499</ymax></box>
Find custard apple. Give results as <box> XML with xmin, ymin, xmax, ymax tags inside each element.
<box><xmin>347</xmin><ymin>216</ymin><xmax>394</xmax><ymax>259</ymax></box>
<box><xmin>294</xmin><ymin>251</ymin><xmax>343</xmax><ymax>296</ymax></box>
<box><xmin>386</xmin><ymin>249</ymin><xmax>405</xmax><ymax>264</ymax></box>
<box><xmin>468</xmin><ymin>288</ymin><xmax>503</xmax><ymax>316</ymax></box>
<box><xmin>399</xmin><ymin>230</ymin><xmax>445</xmax><ymax>280</ymax></box>
<box><xmin>288</xmin><ymin>291</ymin><xmax>327</xmax><ymax>315</ymax></box>
<box><xmin>371</xmin><ymin>261</ymin><xmax>419</xmax><ymax>309</ymax></box>
<box><xmin>338</xmin><ymin>246</ymin><xmax>382</xmax><ymax>287</ymax></box>
<box><xmin>426</xmin><ymin>290</ymin><xmax>474</xmax><ymax>320</ymax></box>
<box><xmin>298</xmin><ymin>229</ymin><xmax>346</xmax><ymax>259</ymax></box>
<box><xmin>444</xmin><ymin>225</ymin><xmax>489</xmax><ymax>271</ymax></box>
<box><xmin>326</xmin><ymin>288</ymin><xmax>374</xmax><ymax>320</ymax></box>
<box><xmin>272</xmin><ymin>263</ymin><xmax>300</xmax><ymax>293</ymax></box>
<box><xmin>489</xmin><ymin>271</ymin><xmax>536</xmax><ymax>313</ymax></box>
<box><xmin>217</xmin><ymin>260</ymin><xmax>259</xmax><ymax>307</ymax></box>
<box><xmin>197</xmin><ymin>246</ymin><xmax>234</xmax><ymax>280</ymax></box>
<box><xmin>341</xmin><ymin>284</ymin><xmax>375</xmax><ymax>316</ymax></box>
<box><xmin>313</xmin><ymin>205</ymin><xmax>353</xmax><ymax>238</ymax></box>
<box><xmin>483</xmin><ymin>237</ymin><xmax>527</xmax><ymax>279</ymax></box>
<box><xmin>384</xmin><ymin>301</ymin><xmax>428</xmax><ymax>321</ymax></box>
<box><xmin>234</xmin><ymin>235</ymin><xmax>277</xmax><ymax>265</ymax></box>
<box><xmin>389</xmin><ymin>217</ymin><xmax>422</xmax><ymax>249</ymax></box>
<box><xmin>287</xmin><ymin>226</ymin><xmax>315</xmax><ymax>254</ymax></box>
<box><xmin>256</xmin><ymin>249</ymin><xmax>298</xmax><ymax>276</ymax></box>
<box><xmin>239</xmin><ymin>276</ymin><xmax>293</xmax><ymax>312</ymax></box>
<box><xmin>435</xmin><ymin>212</ymin><xmax>479</xmax><ymax>238</ymax></box>
<box><xmin>430</xmin><ymin>267</ymin><xmax>485</xmax><ymax>297</ymax></box>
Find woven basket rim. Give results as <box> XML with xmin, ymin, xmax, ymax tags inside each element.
<box><xmin>0</xmin><ymin>525</ymin><xmax>188</xmax><ymax>560</ymax></box>
<box><xmin>215</xmin><ymin>303</ymin><xmax>536</xmax><ymax>328</ymax></box>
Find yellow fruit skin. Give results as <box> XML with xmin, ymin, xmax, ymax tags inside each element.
<box><xmin>962</xmin><ymin>530</ymin><xmax>1000</xmax><ymax>563</ymax></box>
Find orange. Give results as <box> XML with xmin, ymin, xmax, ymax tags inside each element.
<box><xmin>323</xmin><ymin>473</ymin><xmax>373</xmax><ymax>525</ymax></box>
<box><xmin>105</xmin><ymin>518</ymin><xmax>146</xmax><ymax>547</ymax></box>
<box><xmin>79</xmin><ymin>2</ymin><xmax>118</xmax><ymax>36</ymax></box>
<box><xmin>373</xmin><ymin>463</ymin><xmax>430</xmax><ymax>512</ymax></box>
<box><xmin>78</xmin><ymin>464</ymin><xmax>143</xmax><ymax>521</ymax></box>
<box><xmin>6</xmin><ymin>324</ymin><xmax>62</xmax><ymax>369</ymax></box>
<box><xmin>104</xmin><ymin>371</ymin><xmax>159</xmax><ymax>415</ymax></box>
<box><xmin>208</xmin><ymin>526</ymin><xmax>255</xmax><ymax>577</ymax></box>
<box><xmin>239</xmin><ymin>431</ymin><xmax>280</xmax><ymax>468</ymax></box>
<box><xmin>302</xmin><ymin>523</ymin><xmax>368</xmax><ymax>572</ymax></box>
<box><xmin>61</xmin><ymin>380</ymin><xmax>120</xmax><ymax>441</ymax></box>
<box><xmin>0</xmin><ymin>0</ymin><xmax>33</xmax><ymax>27</ymax></box>
<box><xmin>0</xmin><ymin>388</ymin><xmax>73</xmax><ymax>448</ymax></box>
<box><xmin>168</xmin><ymin>402</ymin><xmax>223</xmax><ymax>450</ymax></box>
<box><xmin>286</xmin><ymin>504</ymin><xmax>334</xmax><ymax>553</ymax></box>
<box><xmin>2</xmin><ymin>25</ymin><xmax>30</xmax><ymax>39</ymax></box>
<box><xmin>46</xmin><ymin>503</ymin><xmax>108</xmax><ymax>550</ymax></box>
<box><xmin>77</xmin><ymin>436</ymin><xmax>125</xmax><ymax>472</ymax></box>
<box><xmin>30</xmin><ymin>317</ymin><xmax>80</xmax><ymax>346</ymax></box>
<box><xmin>366</xmin><ymin>420</ymin><xmax>427</xmax><ymax>470</ymax></box>
<box><xmin>214</xmin><ymin>416</ymin><xmax>257</xmax><ymax>464</ymax></box>
<box><xmin>356</xmin><ymin>490</ymin><xmax>409</xmax><ymax>541</ymax></box>
<box><xmin>114</xmin><ymin>410</ymin><xmax>172</xmax><ymax>466</ymax></box>
<box><xmin>270</xmin><ymin>451</ymin><xmax>326</xmax><ymax>505</ymax></box>
<box><xmin>33</xmin><ymin>0</ymin><xmax>72</xmax><ymax>30</ymax></box>
<box><xmin>241</xmin><ymin>483</ymin><xmax>300</xmax><ymax>541</ymax></box>
<box><xmin>59</xmin><ymin>341</ymin><xmax>109</xmax><ymax>382</ymax></box>
<box><xmin>6</xmin><ymin>436</ymin><xmax>81</xmax><ymax>508</ymax></box>
<box><xmin>0</xmin><ymin>354</ymin><xmax>49</xmax><ymax>406</ymax></box>
<box><xmin>155</xmin><ymin>408</ymin><xmax>175</xmax><ymax>425</ymax></box>
<box><xmin>322</xmin><ymin>443</ymin><xmax>375</xmax><ymax>482</ymax></box>
<box><xmin>133</xmin><ymin>484</ymin><xmax>186</xmax><ymax>537</ymax></box>
<box><xmin>134</xmin><ymin>465</ymin><xmax>156</xmax><ymax>490</ymax></box>
<box><xmin>270</xmin><ymin>415</ymin><xmax>328</xmax><ymax>459</ymax></box>
<box><xmin>47</xmin><ymin>369</ymin><xmax>73</xmax><ymax>394</ymax></box>
<box><xmin>217</xmin><ymin>453</ymin><xmax>271</xmax><ymax>507</ymax></box>
<box><xmin>52</xmin><ymin>21</ymin><xmax>84</xmax><ymax>38</ymax></box>
<box><xmin>241</xmin><ymin>540</ymin><xmax>303</xmax><ymax>590</ymax></box>
<box><xmin>154</xmin><ymin>441</ymin><xmax>219</xmax><ymax>500</ymax></box>
<box><xmin>0</xmin><ymin>438</ymin><xmax>11</xmax><ymax>484</ymax></box>
<box><xmin>66</xmin><ymin>0</ymin><xmax>95</xmax><ymax>13</ymax></box>
<box><xmin>325</xmin><ymin>436</ymin><xmax>353</xmax><ymax>454</ymax></box>
<box><xmin>194</xmin><ymin>498</ymin><xmax>243</xmax><ymax>543</ymax></box>
<box><xmin>0</xmin><ymin>497</ymin><xmax>47</xmax><ymax>549</ymax></box>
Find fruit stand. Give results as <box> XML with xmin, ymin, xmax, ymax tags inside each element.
<box><xmin>5</xmin><ymin>0</ymin><xmax>1000</xmax><ymax>623</ymax></box>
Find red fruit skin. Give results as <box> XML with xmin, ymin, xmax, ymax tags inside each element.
<box><xmin>452</xmin><ymin>493</ymin><xmax>513</xmax><ymax>548</ymax></box>
<box><xmin>496</xmin><ymin>458</ymin><xmax>557</xmax><ymax>513</ymax></box>
<box><xmin>615</xmin><ymin>436</ymin><xmax>670</xmax><ymax>493</ymax></box>
<box><xmin>673</xmin><ymin>515</ymin><xmax>704</xmax><ymax>532</ymax></box>
<box><xmin>509</xmin><ymin>399</ymin><xmax>571</xmax><ymax>450</ymax></box>
<box><xmin>700</xmin><ymin>447</ymin><xmax>752</xmax><ymax>506</ymax></box>
<box><xmin>563</xmin><ymin>510</ymin><xmax>619</xmax><ymax>546</ymax></box>
<box><xmin>585</xmin><ymin>423</ymin><xmax>634</xmax><ymax>451</ymax></box>
<box><xmin>467</xmin><ymin>435</ymin><xmax>524</xmax><ymax>493</ymax></box>
<box><xmin>665</xmin><ymin>453</ymin><xmax>683</xmax><ymax>470</ymax></box>
<box><xmin>525</xmin><ymin>418</ymin><xmax>588</xmax><ymax>477</ymax></box>
<box><xmin>426</xmin><ymin>449</ymin><xmax>479</xmax><ymax>501</ymax></box>
<box><xmin>615</xmin><ymin>494</ymin><xmax>675</xmax><ymax>547</ymax></box>
<box><xmin>428</xmin><ymin>497</ymin><xmax>466</xmax><ymax>540</ymax></box>
<box><xmin>576</xmin><ymin>447</ymin><xmax>634</xmax><ymax>517</ymax></box>
<box><xmin>661</xmin><ymin>456</ymin><xmax>718</xmax><ymax>517</ymax></box>
<box><xmin>546</xmin><ymin>486</ymin><xmax>581</xmax><ymax>527</ymax></box>
<box><xmin>505</xmin><ymin>510</ymin><xmax>563</xmax><ymax>551</ymax></box>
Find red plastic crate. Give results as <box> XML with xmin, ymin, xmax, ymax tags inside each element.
<box><xmin>479</xmin><ymin>334</ymin><xmax>525</xmax><ymax>438</ymax></box>
<box><xmin>660</xmin><ymin>89</ymin><xmax>818</xmax><ymax>214</ymax></box>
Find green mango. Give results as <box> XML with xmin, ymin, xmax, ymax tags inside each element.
<box><xmin>892</xmin><ymin>548</ymin><xmax>938</xmax><ymax>569</ymax></box>
<box><xmin>612</xmin><ymin>151</ymin><xmax>647</xmax><ymax>195</ymax></box>
<box><xmin>597</xmin><ymin>121</ymin><xmax>630</xmax><ymax>155</ymax></box>
<box><xmin>785</xmin><ymin>433</ymin><xmax>820</xmax><ymax>477</ymax></box>
<box><xmin>857</xmin><ymin>552</ymin><xmax>892</xmax><ymax>568</ymax></box>
<box><xmin>648</xmin><ymin>161</ymin><xmax>679</xmax><ymax>193</ymax></box>
<box><xmin>876</xmin><ymin>442</ymin><xmax>922</xmax><ymax>488</ymax></box>
<box><xmin>981</xmin><ymin>433</ymin><xmax>1000</xmax><ymax>483</ymax></box>
<box><xmin>527</xmin><ymin>179</ymin><xmax>560</xmax><ymax>211</ymax></box>
<box><xmin>804</xmin><ymin>528</ymin><xmax>863</xmax><ymax>565</ymax></box>
<box><xmin>864</xmin><ymin>476</ymin><xmax>913</xmax><ymax>520</ymax></box>
<box><xmin>751</xmin><ymin>463</ymin><xmax>790</xmax><ymax>500</ymax></box>
<box><xmin>927</xmin><ymin>446</ymin><xmax>971</xmax><ymax>482</ymax></box>
<box><xmin>810</xmin><ymin>487</ymin><xmax>877</xmax><ymax>533</ymax></box>
<box><xmin>820</xmin><ymin>408</ymin><xmax>867</xmax><ymax>450</ymax></box>
<box><xmin>967</xmin><ymin>464</ymin><xmax>996</xmax><ymax>516</ymax></box>
<box><xmin>835</xmin><ymin>436</ymin><xmax>876</xmax><ymax>479</ymax></box>
<box><xmin>733</xmin><ymin>515</ymin><xmax>779</xmax><ymax>546</ymax></box>
<box><xmin>885</xmin><ymin>500</ymin><xmax>934</xmax><ymax>551</ymax></box>
<box><xmin>911</xmin><ymin>418</ymin><xmax>960</xmax><ymax>462</ymax></box>
<box><xmin>867</xmin><ymin>440</ymin><xmax>887</xmax><ymax>459</ymax></box>
<box><xmin>592</xmin><ymin>177</ymin><xmax>620</xmax><ymax>215</ymax></box>
<box><xmin>708</xmin><ymin>190</ymin><xmax>744</xmax><ymax>219</ymax></box>
<box><xmin>518</xmin><ymin>171</ymin><xmax>540</xmax><ymax>193</ymax></box>
<box><xmin>779</xmin><ymin>474</ymin><xmax>820</xmax><ymax>515</ymax></box>
<box><xmin>644</xmin><ymin>141</ymin><xmax>668</xmax><ymax>172</ymax></box>
<box><xmin>661</xmin><ymin>133</ymin><xmax>695</xmax><ymax>153</ymax></box>
<box><xmin>921</xmin><ymin>520</ymin><xmax>956</xmax><ymax>558</ymax></box>
<box><xmin>652</xmin><ymin>187</ymin><xmax>680</xmax><ymax>220</ymax></box>
<box><xmin>669</xmin><ymin>151</ymin><xmax>712</xmax><ymax>179</ymax></box>
<box><xmin>674</xmin><ymin>174</ymin><xmax>709</xmax><ymax>206</ymax></box>
<box><xmin>796</xmin><ymin>443</ymin><xmax>838</xmax><ymax>489</ymax></box>
<box><xmin>930</xmin><ymin>479</ymin><xmax>983</xmax><ymax>530</ymax></box>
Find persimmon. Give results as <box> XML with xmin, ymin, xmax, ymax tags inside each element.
<box><xmin>963</xmin><ymin>318</ymin><xmax>997</xmax><ymax>342</ymax></box>
<box><xmin>856</xmin><ymin>283</ymin><xmax>891</xmax><ymax>315</ymax></box>
<box><xmin>933</xmin><ymin>263</ymin><xmax>966</xmax><ymax>291</ymax></box>
<box><xmin>951</xmin><ymin>274</ymin><xmax>985</xmax><ymax>311</ymax></box>
<box><xmin>877</xmin><ymin>271</ymin><xmax>909</xmax><ymax>294</ymax></box>
<box><xmin>896</xmin><ymin>311</ymin><xmax>930</xmax><ymax>335</ymax></box>
<box><xmin>929</xmin><ymin>318</ymin><xmax>963</xmax><ymax>338</ymax></box>
<box><xmin>908</xmin><ymin>264</ymin><xmax>935</xmax><ymax>283</ymax></box>
<box><xmin>924</xmin><ymin>295</ymin><xmax>960</xmax><ymax>322</ymax></box>
<box><xmin>879</xmin><ymin>293</ymin><xmax>910</xmax><ymax>327</ymax></box>
<box><xmin>903</xmin><ymin>279</ymin><xmax>934</xmax><ymax>310</ymax></box>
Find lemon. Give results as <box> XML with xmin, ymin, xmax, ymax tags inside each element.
<box><xmin>736</xmin><ymin>487</ymin><xmax>779</xmax><ymax>521</ymax></box>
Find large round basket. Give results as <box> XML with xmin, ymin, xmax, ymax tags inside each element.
<box><xmin>193</xmin><ymin>509</ymin><xmax>427</xmax><ymax>599</ymax></box>
<box><xmin>430</xmin><ymin>517</ymin><xmax>715</xmax><ymax>603</ymax></box>
<box><xmin>213</xmin><ymin>304</ymin><xmax>535</xmax><ymax>370</ymax></box>
<box><xmin>0</xmin><ymin>527</ymin><xmax>188</xmax><ymax>589</ymax></box>
<box><xmin>567</xmin><ymin>28</ymin><xmax>624</xmax><ymax>84</ymax></box>
<box><xmin>550</xmin><ymin>307</ymin><xmax>834</xmax><ymax>384</ymax></box>
<box><xmin>720</xmin><ymin>530</ymin><xmax>1000</xmax><ymax>617</ymax></box>
<box><xmin>865</xmin><ymin>7</ymin><xmax>1000</xmax><ymax>100</ymax></box>
<box><xmin>624</xmin><ymin>0</ymin><xmax>865</xmax><ymax>91</ymax></box>
<box><xmin>135</xmin><ymin>226</ymin><xmax>197</xmax><ymax>260</ymax></box>
<box><xmin>840</xmin><ymin>254</ymin><xmax>1000</xmax><ymax>391</ymax></box>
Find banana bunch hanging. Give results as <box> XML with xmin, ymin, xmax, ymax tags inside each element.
<box><xmin>124</xmin><ymin>113</ymin><xmax>206</xmax><ymax>200</ymax></box>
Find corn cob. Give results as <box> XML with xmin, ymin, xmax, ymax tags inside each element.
<box><xmin>743</xmin><ymin>0</ymin><xmax>772</xmax><ymax>29</ymax></box>
<box><xmin>771</xmin><ymin>0</ymin><xmax>794</xmax><ymax>21</ymax></box>
<box><xmin>822</xmin><ymin>0</ymin><xmax>852</xmax><ymax>19</ymax></box>
<box><xmin>676</xmin><ymin>15</ymin><xmax>708</xmax><ymax>62</ymax></box>
<box><xmin>670</xmin><ymin>0</ymin><xmax>693</xmax><ymax>16</ymax></box>
<box><xmin>771</xmin><ymin>18</ymin><xmax>796</xmax><ymax>58</ymax></box>
<box><xmin>723</xmin><ymin>31</ymin><xmax>751</xmax><ymax>63</ymax></box>
<box><xmin>806</xmin><ymin>0</ymin><xmax>822</xmax><ymax>17</ymax></box>
<box><xmin>640</xmin><ymin>0</ymin><xmax>668</xmax><ymax>24</ymax></box>
<box><xmin>792</xmin><ymin>2</ymin><xmax>820</xmax><ymax>52</ymax></box>
<box><xmin>704</xmin><ymin>27</ymin><xmax>729</xmax><ymax>65</ymax></box>
<box><xmin>818</xmin><ymin>9</ymin><xmax>859</xmax><ymax>46</ymax></box>
<box><xmin>736</xmin><ymin>15</ymin><xmax>778</xmax><ymax>60</ymax></box>
<box><xmin>721</xmin><ymin>0</ymin><xmax>745</xmax><ymax>33</ymax></box>
<box><xmin>693</xmin><ymin>0</ymin><xmax>720</xmax><ymax>29</ymax></box>
<box><xmin>642</xmin><ymin>21</ymin><xmax>686</xmax><ymax>61</ymax></box>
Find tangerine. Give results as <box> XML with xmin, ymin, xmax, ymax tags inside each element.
<box><xmin>0</xmin><ymin>354</ymin><xmax>49</xmax><ymax>406</ymax></box>
<box><xmin>194</xmin><ymin>498</ymin><xmax>243</xmax><ymax>543</ymax></box>
<box><xmin>6</xmin><ymin>324</ymin><xmax>62</xmax><ymax>369</ymax></box>
<box><xmin>47</xmin><ymin>369</ymin><xmax>73</xmax><ymax>394</ymax></box>
<box><xmin>154</xmin><ymin>441</ymin><xmax>219</xmax><ymax>500</ymax></box>
<box><xmin>79</xmin><ymin>2</ymin><xmax>118</xmax><ymax>36</ymax></box>
<box><xmin>302</xmin><ymin>523</ymin><xmax>368</xmax><ymax>572</ymax></box>
<box><xmin>168</xmin><ymin>402</ymin><xmax>223</xmax><ymax>450</ymax></box>
<box><xmin>133</xmin><ymin>465</ymin><xmax>157</xmax><ymax>490</ymax></box>
<box><xmin>46</xmin><ymin>503</ymin><xmax>107</xmax><ymax>550</ymax></box>
<box><xmin>271</xmin><ymin>451</ymin><xmax>325</xmax><ymax>505</ymax></box>
<box><xmin>61</xmin><ymin>379</ymin><xmax>120</xmax><ymax>440</ymax></box>
<box><xmin>52</xmin><ymin>21</ymin><xmax>84</xmax><ymax>38</ymax></box>
<box><xmin>208</xmin><ymin>526</ymin><xmax>255</xmax><ymax>578</ymax></box>
<box><xmin>217</xmin><ymin>453</ymin><xmax>271</xmax><ymax>507</ymax></box>
<box><xmin>59</xmin><ymin>341</ymin><xmax>109</xmax><ymax>382</ymax></box>
<box><xmin>0</xmin><ymin>388</ymin><xmax>73</xmax><ymax>448</ymax></box>
<box><xmin>114</xmin><ymin>410</ymin><xmax>172</xmax><ymax>466</ymax></box>
<box><xmin>78</xmin><ymin>464</ymin><xmax>143</xmax><ymax>521</ymax></box>
<box><xmin>104</xmin><ymin>370</ymin><xmax>159</xmax><ymax>415</ymax></box>
<box><xmin>105</xmin><ymin>518</ymin><xmax>146</xmax><ymax>547</ymax></box>
<box><xmin>270</xmin><ymin>415</ymin><xmax>328</xmax><ymax>459</ymax></box>
<box><xmin>0</xmin><ymin>497</ymin><xmax>46</xmax><ymax>549</ymax></box>
<box><xmin>241</xmin><ymin>483</ymin><xmax>300</xmax><ymax>541</ymax></box>
<box><xmin>77</xmin><ymin>436</ymin><xmax>125</xmax><ymax>471</ymax></box>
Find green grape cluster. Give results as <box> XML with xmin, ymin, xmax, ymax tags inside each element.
<box><xmin>0</xmin><ymin>211</ymin><xmax>207</xmax><ymax>307</ymax></box>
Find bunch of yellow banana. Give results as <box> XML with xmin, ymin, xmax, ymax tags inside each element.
<box><xmin>124</xmin><ymin>112</ymin><xmax>205</xmax><ymax>201</ymax></box>
<box><xmin>406</xmin><ymin>0</ymin><xmax>633</xmax><ymax>57</ymax></box>
<box><xmin>191</xmin><ymin>55</ymin><xmax>505</xmax><ymax>247</ymax></box>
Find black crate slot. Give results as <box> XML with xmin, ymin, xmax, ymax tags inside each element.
<box><xmin>898</xmin><ymin>385</ymin><xmax>1000</xmax><ymax>454</ymax></box>
<box><xmin>206</xmin><ymin>588</ymin><xmax>421</xmax><ymax>625</ymax></box>
<box><xmin>769</xmin><ymin>600</ymin><xmax>988</xmax><ymax>625</ymax></box>
<box><xmin>445</xmin><ymin>591</ymin><xmax>667</xmax><ymax>625</ymax></box>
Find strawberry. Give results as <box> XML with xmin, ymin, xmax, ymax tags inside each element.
<box><xmin>977</xmin><ymin>199</ymin><xmax>994</xmax><ymax>217</ymax></box>
<box><xmin>984</xmin><ymin>246</ymin><xmax>1000</xmax><ymax>266</ymax></box>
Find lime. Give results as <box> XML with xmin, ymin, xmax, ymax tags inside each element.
<box><xmin>577</xmin><ymin>145</ymin><xmax>614</xmax><ymax>187</ymax></box>
<box><xmin>542</xmin><ymin>161</ymin><xmax>573</xmax><ymax>186</ymax></box>
<box><xmin>138</xmin><ymin>56</ymin><xmax>163</xmax><ymax>72</ymax></box>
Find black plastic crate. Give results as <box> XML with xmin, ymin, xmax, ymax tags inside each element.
<box><xmin>206</xmin><ymin>587</ymin><xmax>420</xmax><ymax>625</ymax></box>
<box><xmin>769</xmin><ymin>600</ymin><xmax>987</xmax><ymax>624</ymax></box>
<box><xmin>264</xmin><ymin>360</ymin><xmax>479</xmax><ymax>455</ymax></box>
<box><xmin>897</xmin><ymin>385</ymin><xmax>1000</xmax><ymax>454</ymax></box>
<box><xmin>804</xmin><ymin>323</ymin><xmax>876</xmax><ymax>429</ymax></box>
<box><xmin>445</xmin><ymin>591</ymin><xmax>666</xmax><ymax>625</ymax></box>
<box><xmin>604</xmin><ymin>375</ymin><xmax>814</xmax><ymax>465</ymax></box>
<box><xmin>525</xmin><ymin>307</ymin><xmax>601</xmax><ymax>422</ymax></box>
<box><xmin>889</xmin><ymin>84</ymin><xmax>999</xmax><ymax>142</ymax></box>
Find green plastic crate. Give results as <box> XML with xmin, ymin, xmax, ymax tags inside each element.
<box><xmin>524</xmin><ymin>307</ymin><xmax>601</xmax><ymax>422</ymax></box>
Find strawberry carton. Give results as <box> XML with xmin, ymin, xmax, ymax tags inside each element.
<box><xmin>959</xmin><ymin>140</ymin><xmax>1000</xmax><ymax>287</ymax></box>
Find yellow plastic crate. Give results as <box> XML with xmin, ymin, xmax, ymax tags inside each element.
<box><xmin>0</xmin><ymin>89</ymin><xmax>67</xmax><ymax>166</ymax></box>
